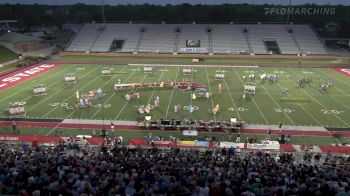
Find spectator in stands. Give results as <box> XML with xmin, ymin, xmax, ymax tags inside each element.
<box><xmin>0</xmin><ymin>143</ymin><xmax>349</xmax><ymax>196</ymax></box>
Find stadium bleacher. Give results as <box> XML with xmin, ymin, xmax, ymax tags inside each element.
<box><xmin>138</xmin><ymin>24</ymin><xmax>177</xmax><ymax>53</ymax></box>
<box><xmin>211</xmin><ymin>24</ymin><xmax>250</xmax><ymax>54</ymax></box>
<box><xmin>66</xmin><ymin>23</ymin><xmax>328</xmax><ymax>55</ymax></box>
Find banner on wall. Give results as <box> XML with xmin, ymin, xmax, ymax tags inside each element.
<box><xmin>179</xmin><ymin>48</ymin><xmax>207</xmax><ymax>53</ymax></box>
<box><xmin>219</xmin><ymin>142</ymin><xmax>245</xmax><ymax>148</ymax></box>
<box><xmin>247</xmin><ymin>143</ymin><xmax>280</xmax><ymax>150</ymax></box>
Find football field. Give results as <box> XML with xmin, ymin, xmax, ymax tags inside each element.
<box><xmin>1</xmin><ymin>63</ymin><xmax>350</xmax><ymax>128</ymax></box>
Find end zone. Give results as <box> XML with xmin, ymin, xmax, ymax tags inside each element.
<box><xmin>331</xmin><ymin>68</ymin><xmax>350</xmax><ymax>78</ymax></box>
<box><xmin>0</xmin><ymin>64</ymin><xmax>62</xmax><ymax>91</ymax></box>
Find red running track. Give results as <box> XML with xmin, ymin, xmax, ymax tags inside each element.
<box><xmin>2</xmin><ymin>120</ymin><xmax>350</xmax><ymax>137</ymax></box>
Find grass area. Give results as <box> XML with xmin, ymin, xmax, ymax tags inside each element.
<box><xmin>0</xmin><ymin>46</ymin><xmax>17</xmax><ymax>64</ymax></box>
<box><xmin>59</xmin><ymin>55</ymin><xmax>348</xmax><ymax>65</ymax></box>
<box><xmin>1</xmin><ymin>64</ymin><xmax>350</xmax><ymax>128</ymax></box>
<box><xmin>0</xmin><ymin>62</ymin><xmax>21</xmax><ymax>73</ymax></box>
<box><xmin>0</xmin><ymin>126</ymin><xmax>346</xmax><ymax>145</ymax></box>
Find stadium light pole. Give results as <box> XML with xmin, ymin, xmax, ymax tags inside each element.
<box><xmin>286</xmin><ymin>0</ymin><xmax>292</xmax><ymax>24</ymax></box>
<box><xmin>101</xmin><ymin>0</ymin><xmax>106</xmax><ymax>24</ymax></box>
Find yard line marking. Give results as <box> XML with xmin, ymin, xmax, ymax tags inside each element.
<box><xmin>16</xmin><ymin>66</ymin><xmax>78</xmax><ymax>104</ymax></box>
<box><xmin>313</xmin><ymin>69</ymin><xmax>350</xmax><ymax>110</ymax></box>
<box><xmin>75</xmin><ymin>65</ymin><xmax>136</xmax><ymax>118</ymax></box>
<box><xmin>89</xmin><ymin>65</ymin><xmax>132</xmax><ymax>119</ymax></box>
<box><xmin>321</xmin><ymin>69</ymin><xmax>350</xmax><ymax>89</ymax></box>
<box><xmin>89</xmin><ymin>65</ymin><xmax>139</xmax><ymax>119</ymax></box>
<box><xmin>326</xmin><ymin>89</ymin><xmax>350</xmax><ymax>111</ymax></box>
<box><xmin>27</xmin><ymin>66</ymin><xmax>96</xmax><ymax>112</ymax></box>
<box><xmin>114</xmin><ymin>66</ymin><xmax>166</xmax><ymax>120</ymax></box>
<box><xmin>222</xmin><ymin>74</ymin><xmax>240</xmax><ymax>118</ymax></box>
<box><xmin>293</xmin><ymin>68</ymin><xmax>350</xmax><ymax>111</ymax></box>
<box><xmin>146</xmin><ymin>68</ymin><xmax>166</xmax><ymax>104</ymax></box>
<box><xmin>266</xmin><ymin>68</ymin><xmax>322</xmax><ymax>126</ymax></box>
<box><xmin>40</xmin><ymin>66</ymin><xmax>102</xmax><ymax>117</ymax></box>
<box><xmin>265</xmin><ymin>68</ymin><xmax>322</xmax><ymax>126</ymax></box>
<box><xmin>231</xmin><ymin>67</ymin><xmax>269</xmax><ymax>124</ymax></box>
<box><xmin>113</xmin><ymin>73</ymin><xmax>148</xmax><ymax>120</ymax></box>
<box><xmin>165</xmin><ymin>67</ymin><xmax>180</xmax><ymax>119</ymax></box>
<box><xmin>46</xmin><ymin>65</ymin><xmax>131</xmax><ymax>136</ymax></box>
<box><xmin>0</xmin><ymin>65</ymin><xmax>73</xmax><ymax>104</ymax></box>
<box><xmin>309</xmin><ymin>80</ymin><xmax>350</xmax><ymax>111</ymax></box>
<box><xmin>258</xmin><ymin>68</ymin><xmax>294</xmax><ymax>125</ymax></box>
<box><xmin>287</xmin><ymin>69</ymin><xmax>349</xmax><ymax>127</ymax></box>
<box><xmin>281</xmin><ymin>69</ymin><xmax>326</xmax><ymax>126</ymax></box>
<box><xmin>295</xmin><ymin>68</ymin><xmax>350</xmax><ymax>123</ymax></box>
<box><xmin>205</xmin><ymin>67</ymin><xmax>217</xmax><ymax>122</ymax></box>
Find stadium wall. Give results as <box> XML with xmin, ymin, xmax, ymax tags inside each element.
<box><xmin>60</xmin><ymin>52</ymin><xmax>337</xmax><ymax>61</ymax></box>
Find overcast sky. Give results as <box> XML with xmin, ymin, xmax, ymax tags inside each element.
<box><xmin>0</xmin><ymin>0</ymin><xmax>348</xmax><ymax>5</ymax></box>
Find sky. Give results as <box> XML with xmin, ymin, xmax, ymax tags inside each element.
<box><xmin>0</xmin><ymin>0</ymin><xmax>349</xmax><ymax>5</ymax></box>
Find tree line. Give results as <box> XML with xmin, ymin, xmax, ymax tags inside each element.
<box><xmin>0</xmin><ymin>3</ymin><xmax>349</xmax><ymax>37</ymax></box>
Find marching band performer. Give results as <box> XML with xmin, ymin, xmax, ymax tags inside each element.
<box><xmin>192</xmin><ymin>93</ymin><xmax>197</xmax><ymax>100</ymax></box>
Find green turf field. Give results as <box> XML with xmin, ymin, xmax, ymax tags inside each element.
<box><xmin>59</xmin><ymin>54</ymin><xmax>347</xmax><ymax>65</ymax></box>
<box><xmin>0</xmin><ymin>46</ymin><xmax>17</xmax><ymax>64</ymax></box>
<box><xmin>1</xmin><ymin>64</ymin><xmax>350</xmax><ymax>128</ymax></box>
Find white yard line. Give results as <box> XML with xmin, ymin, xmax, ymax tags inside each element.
<box><xmin>308</xmin><ymin>80</ymin><xmax>350</xmax><ymax>111</ymax></box>
<box><xmin>268</xmin><ymin>68</ymin><xmax>322</xmax><ymax>126</ymax></box>
<box><xmin>231</xmin><ymin>67</ymin><xmax>269</xmax><ymax>124</ymax></box>
<box><xmin>0</xmin><ymin>65</ymin><xmax>73</xmax><ymax>104</ymax></box>
<box><xmin>205</xmin><ymin>67</ymin><xmax>217</xmax><ymax>122</ymax></box>
<box><xmin>40</xmin><ymin>66</ymin><xmax>102</xmax><ymax>118</ymax></box>
<box><xmin>326</xmin><ymin>89</ymin><xmax>350</xmax><ymax>111</ymax></box>
<box><xmin>113</xmin><ymin>74</ymin><xmax>148</xmax><ymax>120</ymax></box>
<box><xmin>257</xmin><ymin>68</ymin><xmax>295</xmax><ymax>125</ymax></box>
<box><xmin>114</xmin><ymin>66</ymin><xmax>166</xmax><ymax>120</ymax></box>
<box><xmin>146</xmin><ymin>68</ymin><xmax>166</xmax><ymax>104</ymax></box>
<box><xmin>222</xmin><ymin>77</ymin><xmax>240</xmax><ymax>118</ymax></box>
<box><xmin>18</xmin><ymin>67</ymin><xmax>77</xmax><ymax>104</ymax></box>
<box><xmin>313</xmin><ymin>69</ymin><xmax>350</xmax><ymax>110</ymax></box>
<box><xmin>165</xmin><ymin>67</ymin><xmax>180</xmax><ymax>119</ymax></box>
<box><xmin>319</xmin><ymin>68</ymin><xmax>350</xmax><ymax>89</ymax></box>
<box><xmin>90</xmin><ymin>65</ymin><xmax>133</xmax><ymax>119</ymax></box>
<box><xmin>27</xmin><ymin>67</ymin><xmax>98</xmax><ymax>113</ymax></box>
<box><xmin>46</xmin><ymin>65</ymin><xmax>131</xmax><ymax>136</ymax></box>
<box><xmin>287</xmin><ymin>69</ymin><xmax>350</xmax><ymax>127</ymax></box>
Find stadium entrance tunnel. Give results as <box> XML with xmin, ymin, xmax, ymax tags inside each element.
<box><xmin>264</xmin><ymin>40</ymin><xmax>281</xmax><ymax>55</ymax></box>
<box><xmin>110</xmin><ymin>39</ymin><xmax>125</xmax><ymax>52</ymax></box>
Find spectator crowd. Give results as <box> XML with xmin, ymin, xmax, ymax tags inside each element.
<box><xmin>0</xmin><ymin>142</ymin><xmax>349</xmax><ymax>196</ymax></box>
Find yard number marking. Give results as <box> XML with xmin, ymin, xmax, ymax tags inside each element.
<box><xmin>9</xmin><ymin>102</ymin><xmax>27</xmax><ymax>105</ymax></box>
<box><xmin>237</xmin><ymin>107</ymin><xmax>249</xmax><ymax>112</ymax></box>
<box><xmin>274</xmin><ymin>108</ymin><xmax>296</xmax><ymax>113</ymax></box>
<box><xmin>321</xmin><ymin>110</ymin><xmax>344</xmax><ymax>115</ymax></box>
<box><xmin>48</xmin><ymin>102</ymin><xmax>111</xmax><ymax>108</ymax></box>
<box><xmin>183</xmin><ymin>105</ymin><xmax>199</xmax><ymax>111</ymax></box>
